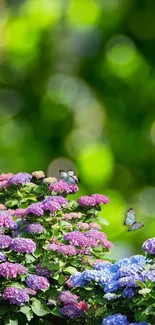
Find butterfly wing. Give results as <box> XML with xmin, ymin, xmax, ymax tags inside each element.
<box><xmin>124</xmin><ymin>208</ymin><xmax>136</xmax><ymax>225</ymax></box>
<box><xmin>68</xmin><ymin>170</ymin><xmax>75</xmax><ymax>176</ymax></box>
<box><xmin>59</xmin><ymin>170</ymin><xmax>68</xmax><ymax>181</ymax></box>
<box><xmin>67</xmin><ymin>175</ymin><xmax>78</xmax><ymax>184</ymax></box>
<box><xmin>128</xmin><ymin>222</ymin><xmax>144</xmax><ymax>231</ymax></box>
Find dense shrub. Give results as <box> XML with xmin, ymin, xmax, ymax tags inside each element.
<box><xmin>0</xmin><ymin>171</ymin><xmax>154</xmax><ymax>325</ymax></box>
<box><xmin>0</xmin><ymin>171</ymin><xmax>112</xmax><ymax>325</ymax></box>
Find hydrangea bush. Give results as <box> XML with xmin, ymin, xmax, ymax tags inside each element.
<box><xmin>0</xmin><ymin>171</ymin><xmax>154</xmax><ymax>325</ymax></box>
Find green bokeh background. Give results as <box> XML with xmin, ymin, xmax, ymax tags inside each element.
<box><xmin>1</xmin><ymin>0</ymin><xmax>155</xmax><ymax>258</ymax></box>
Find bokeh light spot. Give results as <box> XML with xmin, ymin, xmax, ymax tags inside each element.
<box><xmin>67</xmin><ymin>0</ymin><xmax>100</xmax><ymax>27</ymax></box>
<box><xmin>78</xmin><ymin>144</ymin><xmax>114</xmax><ymax>188</ymax></box>
<box><xmin>47</xmin><ymin>157</ymin><xmax>77</xmax><ymax>180</ymax></box>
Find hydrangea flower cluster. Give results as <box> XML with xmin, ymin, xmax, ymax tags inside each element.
<box><xmin>70</xmin><ymin>255</ymin><xmax>146</xmax><ymax>296</ymax></box>
<box><xmin>26</xmin><ymin>202</ymin><xmax>44</xmax><ymax>216</ymax></box>
<box><xmin>26</xmin><ymin>223</ymin><xmax>44</xmax><ymax>234</ymax></box>
<box><xmin>58</xmin><ymin>291</ymin><xmax>88</xmax><ymax>319</ymax></box>
<box><xmin>78</xmin><ymin>194</ymin><xmax>109</xmax><ymax>206</ymax></box>
<box><xmin>3</xmin><ymin>287</ymin><xmax>30</xmax><ymax>305</ymax></box>
<box><xmin>9</xmin><ymin>237</ymin><xmax>36</xmax><ymax>253</ymax></box>
<box><xmin>0</xmin><ymin>211</ymin><xmax>16</xmax><ymax>229</ymax></box>
<box><xmin>49</xmin><ymin>179</ymin><xmax>78</xmax><ymax>194</ymax></box>
<box><xmin>101</xmin><ymin>314</ymin><xmax>148</xmax><ymax>325</ymax></box>
<box><xmin>142</xmin><ymin>237</ymin><xmax>155</xmax><ymax>255</ymax></box>
<box><xmin>0</xmin><ymin>169</ymin><xmax>153</xmax><ymax>325</ymax></box>
<box><xmin>8</xmin><ymin>173</ymin><xmax>32</xmax><ymax>185</ymax></box>
<box><xmin>26</xmin><ymin>275</ymin><xmax>50</xmax><ymax>291</ymax></box>
<box><xmin>0</xmin><ymin>262</ymin><xmax>27</xmax><ymax>278</ymax></box>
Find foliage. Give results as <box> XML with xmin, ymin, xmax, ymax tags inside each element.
<box><xmin>0</xmin><ymin>171</ymin><xmax>112</xmax><ymax>324</ymax></box>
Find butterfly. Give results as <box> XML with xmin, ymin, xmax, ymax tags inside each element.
<box><xmin>59</xmin><ymin>170</ymin><xmax>79</xmax><ymax>185</ymax></box>
<box><xmin>124</xmin><ymin>208</ymin><xmax>144</xmax><ymax>231</ymax></box>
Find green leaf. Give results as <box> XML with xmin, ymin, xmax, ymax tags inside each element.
<box><xmin>20</xmin><ymin>306</ymin><xmax>31</xmax><ymax>314</ymax></box>
<box><xmin>31</xmin><ymin>298</ymin><xmax>50</xmax><ymax>316</ymax></box>
<box><xmin>10</xmin><ymin>283</ymin><xmax>24</xmax><ymax>289</ymax></box>
<box><xmin>5</xmin><ymin>200</ymin><xmax>19</xmax><ymax>208</ymax></box>
<box><xmin>4</xmin><ymin>319</ymin><xmax>18</xmax><ymax>325</ymax></box>
<box><xmin>135</xmin><ymin>280</ymin><xmax>146</xmax><ymax>288</ymax></box>
<box><xmin>33</xmin><ymin>248</ymin><xmax>42</xmax><ymax>257</ymax></box>
<box><xmin>63</xmin><ymin>266</ymin><xmax>77</xmax><ymax>275</ymax></box>
<box><xmin>58</xmin><ymin>275</ymin><xmax>66</xmax><ymax>284</ymax></box>
<box><xmin>25</xmin><ymin>254</ymin><xmax>35</xmax><ymax>264</ymax></box>
<box><xmin>48</xmin><ymin>263</ymin><xmax>59</xmax><ymax>271</ymax></box>
<box><xmin>95</xmin><ymin>307</ymin><xmax>106</xmax><ymax>316</ymax></box>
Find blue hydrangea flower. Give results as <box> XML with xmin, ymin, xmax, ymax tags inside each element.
<box><xmin>102</xmin><ymin>313</ymin><xmax>129</xmax><ymax>325</ymax></box>
<box><xmin>103</xmin><ymin>293</ymin><xmax>117</xmax><ymax>300</ymax></box>
<box><xmin>122</xmin><ymin>287</ymin><xmax>135</xmax><ymax>298</ymax></box>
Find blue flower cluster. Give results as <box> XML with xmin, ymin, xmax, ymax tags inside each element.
<box><xmin>70</xmin><ymin>255</ymin><xmax>147</xmax><ymax>298</ymax></box>
<box><xmin>101</xmin><ymin>314</ymin><xmax>148</xmax><ymax>325</ymax></box>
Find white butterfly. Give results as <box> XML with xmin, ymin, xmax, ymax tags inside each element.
<box><xmin>124</xmin><ymin>208</ymin><xmax>144</xmax><ymax>231</ymax></box>
<box><xmin>59</xmin><ymin>169</ymin><xmax>79</xmax><ymax>185</ymax></box>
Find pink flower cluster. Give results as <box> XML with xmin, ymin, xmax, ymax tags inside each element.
<box><xmin>9</xmin><ymin>238</ymin><xmax>36</xmax><ymax>253</ymax></box>
<box><xmin>0</xmin><ymin>211</ymin><xmax>16</xmax><ymax>229</ymax></box>
<box><xmin>77</xmin><ymin>222</ymin><xmax>101</xmax><ymax>230</ymax></box>
<box><xmin>78</xmin><ymin>194</ymin><xmax>109</xmax><ymax>206</ymax></box>
<box><xmin>61</xmin><ymin>212</ymin><xmax>83</xmax><ymax>220</ymax></box>
<box><xmin>47</xmin><ymin>243</ymin><xmax>77</xmax><ymax>256</ymax></box>
<box><xmin>0</xmin><ymin>262</ymin><xmax>28</xmax><ymax>278</ymax></box>
<box><xmin>49</xmin><ymin>180</ymin><xmax>78</xmax><ymax>194</ymax></box>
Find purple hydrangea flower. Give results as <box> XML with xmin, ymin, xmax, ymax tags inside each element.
<box><xmin>92</xmin><ymin>194</ymin><xmax>110</xmax><ymax>205</ymax></box>
<box><xmin>0</xmin><ymin>211</ymin><xmax>16</xmax><ymax>229</ymax></box>
<box><xmin>26</xmin><ymin>274</ymin><xmax>49</xmax><ymax>291</ymax></box>
<box><xmin>85</xmin><ymin>230</ymin><xmax>107</xmax><ymax>240</ymax></box>
<box><xmin>142</xmin><ymin>237</ymin><xmax>155</xmax><ymax>254</ymax></box>
<box><xmin>8</xmin><ymin>173</ymin><xmax>32</xmax><ymax>185</ymax></box>
<box><xmin>64</xmin><ymin>231</ymin><xmax>97</xmax><ymax>248</ymax></box>
<box><xmin>122</xmin><ymin>287</ymin><xmax>135</xmax><ymax>299</ymax></box>
<box><xmin>3</xmin><ymin>287</ymin><xmax>29</xmax><ymax>305</ymax></box>
<box><xmin>26</xmin><ymin>223</ymin><xmax>44</xmax><ymax>234</ymax></box>
<box><xmin>101</xmin><ymin>313</ymin><xmax>129</xmax><ymax>325</ymax></box>
<box><xmin>0</xmin><ymin>235</ymin><xmax>12</xmax><ymax>248</ymax></box>
<box><xmin>142</xmin><ymin>270</ymin><xmax>155</xmax><ymax>282</ymax></box>
<box><xmin>9</xmin><ymin>238</ymin><xmax>36</xmax><ymax>253</ymax></box>
<box><xmin>43</xmin><ymin>195</ymin><xmax>68</xmax><ymax>207</ymax></box>
<box><xmin>13</xmin><ymin>208</ymin><xmax>26</xmax><ymax>218</ymax></box>
<box><xmin>47</xmin><ymin>243</ymin><xmax>77</xmax><ymax>256</ymax></box>
<box><xmin>59</xmin><ymin>304</ymin><xmax>82</xmax><ymax>318</ymax></box>
<box><xmin>78</xmin><ymin>196</ymin><xmax>96</xmax><ymax>207</ymax></box>
<box><xmin>0</xmin><ymin>252</ymin><xmax>6</xmax><ymax>262</ymax></box>
<box><xmin>43</xmin><ymin>200</ymin><xmax>61</xmax><ymax>214</ymax></box>
<box><xmin>0</xmin><ymin>262</ymin><xmax>27</xmax><ymax>278</ymax></box>
<box><xmin>49</xmin><ymin>180</ymin><xmax>78</xmax><ymax>194</ymax></box>
<box><xmin>26</xmin><ymin>202</ymin><xmax>44</xmax><ymax>216</ymax></box>
<box><xmin>58</xmin><ymin>291</ymin><xmax>78</xmax><ymax>304</ymax></box>
<box><xmin>36</xmin><ymin>264</ymin><xmax>51</xmax><ymax>278</ymax></box>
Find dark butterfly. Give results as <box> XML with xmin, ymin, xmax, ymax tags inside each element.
<box><xmin>59</xmin><ymin>169</ymin><xmax>79</xmax><ymax>185</ymax></box>
<box><xmin>124</xmin><ymin>208</ymin><xmax>144</xmax><ymax>231</ymax></box>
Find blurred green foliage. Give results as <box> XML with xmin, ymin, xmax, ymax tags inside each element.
<box><xmin>1</xmin><ymin>0</ymin><xmax>155</xmax><ymax>257</ymax></box>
